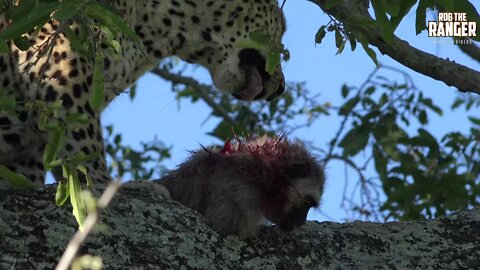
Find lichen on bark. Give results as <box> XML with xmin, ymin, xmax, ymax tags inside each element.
<box><xmin>1</xmin><ymin>185</ymin><xmax>479</xmax><ymax>269</ymax></box>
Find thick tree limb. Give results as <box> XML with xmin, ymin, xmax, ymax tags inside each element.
<box><xmin>1</xmin><ymin>185</ymin><xmax>479</xmax><ymax>269</ymax></box>
<box><xmin>310</xmin><ymin>0</ymin><xmax>480</xmax><ymax>94</ymax></box>
<box><xmin>457</xmin><ymin>39</ymin><xmax>480</xmax><ymax>63</ymax></box>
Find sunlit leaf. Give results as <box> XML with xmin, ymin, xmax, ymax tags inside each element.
<box><xmin>55</xmin><ymin>180</ymin><xmax>69</xmax><ymax>206</ymax></box>
<box><xmin>67</xmin><ymin>165</ymin><xmax>86</xmax><ymax>230</ymax></box>
<box><xmin>0</xmin><ymin>165</ymin><xmax>36</xmax><ymax>189</ymax></box>
<box><xmin>89</xmin><ymin>52</ymin><xmax>105</xmax><ymax>111</ymax></box>
<box><xmin>43</xmin><ymin>128</ymin><xmax>66</xmax><ymax>170</ymax></box>
<box><xmin>85</xmin><ymin>2</ymin><xmax>142</xmax><ymax>47</ymax></box>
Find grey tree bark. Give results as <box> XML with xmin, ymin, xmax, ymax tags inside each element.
<box><xmin>1</xmin><ymin>185</ymin><xmax>479</xmax><ymax>269</ymax></box>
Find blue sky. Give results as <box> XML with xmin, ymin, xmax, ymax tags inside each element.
<box><xmin>101</xmin><ymin>1</ymin><xmax>479</xmax><ymax>222</ymax></box>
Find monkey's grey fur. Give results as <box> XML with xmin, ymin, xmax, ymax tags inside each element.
<box><xmin>158</xmin><ymin>137</ymin><xmax>325</xmax><ymax>238</ymax></box>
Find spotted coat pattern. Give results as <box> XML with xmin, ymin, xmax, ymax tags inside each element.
<box><xmin>0</xmin><ymin>0</ymin><xmax>286</xmax><ymax>186</ymax></box>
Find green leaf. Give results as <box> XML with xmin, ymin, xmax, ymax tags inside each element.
<box><xmin>390</xmin><ymin>0</ymin><xmax>417</xmax><ymax>30</ymax></box>
<box><xmin>47</xmin><ymin>159</ymin><xmax>63</xmax><ymax>168</ymax></box>
<box><xmin>336</xmin><ymin>40</ymin><xmax>346</xmax><ymax>55</ymax></box>
<box><xmin>55</xmin><ymin>180</ymin><xmax>70</xmax><ymax>206</ymax></box>
<box><xmin>0</xmin><ymin>165</ymin><xmax>36</xmax><ymax>189</ymax></box>
<box><xmin>100</xmin><ymin>25</ymin><xmax>122</xmax><ymax>54</ymax></box>
<box><xmin>417</xmin><ymin>128</ymin><xmax>440</xmax><ymax>157</ymax></box>
<box><xmin>234</xmin><ymin>38</ymin><xmax>265</xmax><ymax>51</ymax></box>
<box><xmin>129</xmin><ymin>82</ymin><xmax>137</xmax><ymax>100</ymax></box>
<box><xmin>309</xmin><ymin>105</ymin><xmax>329</xmax><ymax>115</ymax></box>
<box><xmin>334</xmin><ymin>28</ymin><xmax>343</xmax><ymax>48</ymax></box>
<box><xmin>0</xmin><ymin>2</ymin><xmax>60</xmax><ymax>39</ymax></box>
<box><xmin>265</xmin><ymin>50</ymin><xmax>279</xmax><ymax>75</ymax></box>
<box><xmin>372</xmin><ymin>0</ymin><xmax>394</xmax><ymax>43</ymax></box>
<box><xmin>84</xmin><ymin>2</ymin><xmax>142</xmax><ymax>47</ymax></box>
<box><xmin>43</xmin><ymin>128</ymin><xmax>66</xmax><ymax>170</ymax></box>
<box><xmin>209</xmin><ymin>121</ymin><xmax>241</xmax><ymax>141</ymax></box>
<box><xmin>64</xmin><ymin>26</ymin><xmax>86</xmax><ymax>54</ymax></box>
<box><xmin>453</xmin><ymin>0</ymin><xmax>480</xmax><ymax>42</ymax></box>
<box><xmin>364</xmin><ymin>86</ymin><xmax>376</xmax><ymax>95</ymax></box>
<box><xmin>281</xmin><ymin>48</ymin><xmax>290</xmax><ymax>62</ymax></box>
<box><xmin>373</xmin><ymin>144</ymin><xmax>388</xmax><ymax>180</ymax></box>
<box><xmin>315</xmin><ymin>26</ymin><xmax>327</xmax><ymax>44</ymax></box>
<box><xmin>81</xmin><ymin>189</ymin><xmax>97</xmax><ymax>212</ymax></box>
<box><xmin>325</xmin><ymin>0</ymin><xmax>338</xmax><ymax>9</ymax></box>
<box><xmin>349</xmin><ymin>36</ymin><xmax>357</xmax><ymax>51</ymax></box>
<box><xmin>65</xmin><ymin>113</ymin><xmax>89</xmax><ymax>124</ymax></box>
<box><xmin>339</xmin><ymin>125</ymin><xmax>370</xmax><ymax>156</ymax></box>
<box><xmin>418</xmin><ymin>110</ymin><xmax>427</xmax><ymax>124</ymax></box>
<box><xmin>453</xmin><ymin>0</ymin><xmax>480</xmax><ymax>24</ymax></box>
<box><xmin>415</xmin><ymin>0</ymin><xmax>434</xmax><ymax>35</ymax></box>
<box><xmin>451</xmin><ymin>97</ymin><xmax>464</xmax><ymax>110</ymax></box>
<box><xmin>89</xmin><ymin>52</ymin><xmax>105</xmax><ymax>111</ymax></box>
<box><xmin>421</xmin><ymin>97</ymin><xmax>443</xmax><ymax>115</ymax></box>
<box><xmin>69</xmin><ymin>151</ymin><xmax>98</xmax><ymax>166</ymax></box>
<box><xmin>0</xmin><ymin>92</ymin><xmax>16</xmax><ymax>112</ymax></box>
<box><xmin>0</xmin><ymin>39</ymin><xmax>9</xmax><ymax>53</ymax></box>
<box><xmin>76</xmin><ymin>165</ymin><xmax>93</xmax><ymax>189</ymax></box>
<box><xmin>67</xmin><ymin>166</ymin><xmax>87</xmax><ymax>230</ymax></box>
<box><xmin>46</xmin><ymin>119</ymin><xmax>61</xmax><ymax>131</ymax></box>
<box><xmin>436</xmin><ymin>0</ymin><xmax>454</xmax><ymax>11</ymax></box>
<box><xmin>249</xmin><ymin>32</ymin><xmax>270</xmax><ymax>45</ymax></box>
<box><xmin>364</xmin><ymin>46</ymin><xmax>379</xmax><ymax>67</ymax></box>
<box><xmin>339</xmin><ymin>96</ymin><xmax>360</xmax><ymax>115</ymax></box>
<box><xmin>468</xmin><ymin>116</ymin><xmax>480</xmax><ymax>126</ymax></box>
<box><xmin>341</xmin><ymin>84</ymin><xmax>350</xmax><ymax>98</ymax></box>
<box><xmin>356</xmin><ymin>33</ymin><xmax>379</xmax><ymax>66</ymax></box>
<box><xmin>378</xmin><ymin>93</ymin><xmax>389</xmax><ymax>106</ymax></box>
<box><xmin>53</xmin><ymin>0</ymin><xmax>83</xmax><ymax>20</ymax></box>
<box><xmin>11</xmin><ymin>0</ymin><xmax>36</xmax><ymax>21</ymax></box>
<box><xmin>383</xmin><ymin>0</ymin><xmax>401</xmax><ymax>17</ymax></box>
<box><xmin>13</xmin><ymin>36</ymin><xmax>29</xmax><ymax>51</ymax></box>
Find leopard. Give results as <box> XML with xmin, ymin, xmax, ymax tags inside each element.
<box><xmin>0</xmin><ymin>0</ymin><xmax>287</xmax><ymax>187</ymax></box>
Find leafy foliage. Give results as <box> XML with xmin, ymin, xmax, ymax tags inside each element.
<box><xmin>320</xmin><ymin>67</ymin><xmax>480</xmax><ymax>221</ymax></box>
<box><xmin>104</xmin><ymin>125</ymin><xmax>171</xmax><ymax>180</ymax></box>
<box><xmin>314</xmin><ymin>0</ymin><xmax>480</xmax><ymax>64</ymax></box>
<box><xmin>0</xmin><ymin>0</ymin><xmax>143</xmax><ymax>228</ymax></box>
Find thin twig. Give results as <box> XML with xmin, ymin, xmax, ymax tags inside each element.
<box><xmin>56</xmin><ymin>179</ymin><xmax>122</xmax><ymax>270</ymax></box>
<box><xmin>323</xmin><ymin>67</ymin><xmax>380</xmax><ymax>166</ymax></box>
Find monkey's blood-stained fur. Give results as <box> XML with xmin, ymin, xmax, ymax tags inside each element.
<box><xmin>160</xmin><ymin>135</ymin><xmax>325</xmax><ymax>238</ymax></box>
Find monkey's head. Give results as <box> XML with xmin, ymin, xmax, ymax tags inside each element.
<box><xmin>220</xmin><ymin>135</ymin><xmax>325</xmax><ymax>232</ymax></box>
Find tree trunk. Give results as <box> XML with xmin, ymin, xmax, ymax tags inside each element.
<box><xmin>1</xmin><ymin>185</ymin><xmax>479</xmax><ymax>269</ymax></box>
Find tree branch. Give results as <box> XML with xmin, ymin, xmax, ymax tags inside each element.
<box><xmin>151</xmin><ymin>67</ymin><xmax>239</xmax><ymax>126</ymax></box>
<box><xmin>1</xmin><ymin>185</ymin><xmax>480</xmax><ymax>269</ymax></box>
<box><xmin>310</xmin><ymin>0</ymin><xmax>480</xmax><ymax>94</ymax></box>
<box><xmin>457</xmin><ymin>39</ymin><xmax>480</xmax><ymax>64</ymax></box>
